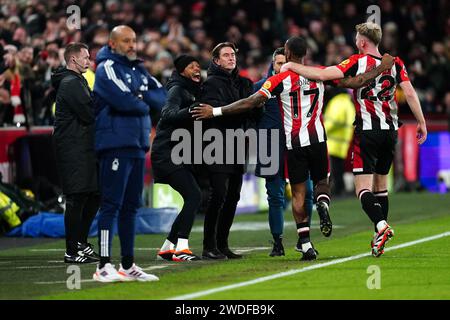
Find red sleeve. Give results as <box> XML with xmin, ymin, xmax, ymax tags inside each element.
<box><xmin>257</xmin><ymin>71</ymin><xmax>288</xmax><ymax>98</ymax></box>
<box><xmin>394</xmin><ymin>57</ymin><xmax>410</xmax><ymax>83</ymax></box>
<box><xmin>335</xmin><ymin>54</ymin><xmax>360</xmax><ymax>77</ymax></box>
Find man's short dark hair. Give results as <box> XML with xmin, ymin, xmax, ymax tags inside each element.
<box><xmin>47</xmin><ymin>50</ymin><xmax>59</xmax><ymax>59</ymax></box>
<box><xmin>64</xmin><ymin>42</ymin><xmax>88</xmax><ymax>63</ymax></box>
<box><xmin>211</xmin><ymin>42</ymin><xmax>238</xmax><ymax>60</ymax></box>
<box><xmin>285</xmin><ymin>37</ymin><xmax>307</xmax><ymax>59</ymax></box>
<box><xmin>272</xmin><ymin>47</ymin><xmax>285</xmax><ymax>61</ymax></box>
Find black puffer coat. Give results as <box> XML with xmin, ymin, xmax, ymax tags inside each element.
<box><xmin>151</xmin><ymin>71</ymin><xmax>201</xmax><ymax>183</ymax></box>
<box><xmin>51</xmin><ymin>67</ymin><xmax>98</xmax><ymax>194</ymax></box>
<box><xmin>200</xmin><ymin>62</ymin><xmax>254</xmax><ymax>174</ymax></box>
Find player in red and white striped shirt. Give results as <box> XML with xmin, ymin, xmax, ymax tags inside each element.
<box><xmin>192</xmin><ymin>36</ymin><xmax>393</xmax><ymax>261</ymax></box>
<box><xmin>281</xmin><ymin>22</ymin><xmax>427</xmax><ymax>257</ymax></box>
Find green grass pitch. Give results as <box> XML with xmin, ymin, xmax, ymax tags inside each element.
<box><xmin>0</xmin><ymin>192</ymin><xmax>449</xmax><ymax>300</ymax></box>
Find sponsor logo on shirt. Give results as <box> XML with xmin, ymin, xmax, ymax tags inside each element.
<box><xmin>263</xmin><ymin>81</ymin><xmax>271</xmax><ymax>89</ymax></box>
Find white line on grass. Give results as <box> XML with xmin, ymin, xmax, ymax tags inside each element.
<box><xmin>34</xmin><ymin>265</ymin><xmax>170</xmax><ymax>284</ymax></box>
<box><xmin>235</xmin><ymin>247</ymin><xmax>270</xmax><ymax>253</ymax></box>
<box><xmin>35</xmin><ymin>279</ymin><xmax>96</xmax><ymax>285</ymax></box>
<box><xmin>19</xmin><ymin>265</ymin><xmax>67</xmax><ymax>269</ymax></box>
<box><xmin>191</xmin><ymin>221</ymin><xmax>344</xmax><ymax>232</ymax></box>
<box><xmin>168</xmin><ymin>231</ymin><xmax>450</xmax><ymax>300</ymax></box>
<box><xmin>30</xmin><ymin>248</ymin><xmax>161</xmax><ymax>252</ymax></box>
<box><xmin>140</xmin><ymin>265</ymin><xmax>170</xmax><ymax>271</ymax></box>
<box><xmin>32</xmin><ymin>247</ymin><xmax>269</xmax><ymax>253</ymax></box>
<box><xmin>32</xmin><ymin>247</ymin><xmax>274</xmax><ymax>284</ymax></box>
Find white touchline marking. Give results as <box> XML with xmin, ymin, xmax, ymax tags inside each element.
<box><xmin>35</xmin><ymin>279</ymin><xmax>96</xmax><ymax>285</ymax></box>
<box><xmin>34</xmin><ymin>265</ymin><xmax>170</xmax><ymax>284</ymax></box>
<box><xmin>22</xmin><ymin>247</ymin><xmax>274</xmax><ymax>272</ymax></box>
<box><xmin>167</xmin><ymin>231</ymin><xmax>450</xmax><ymax>300</ymax></box>
<box><xmin>235</xmin><ymin>247</ymin><xmax>271</xmax><ymax>253</ymax></box>
<box><xmin>18</xmin><ymin>265</ymin><xmax>67</xmax><ymax>269</ymax></box>
<box><xmin>32</xmin><ymin>247</ymin><xmax>275</xmax><ymax>284</ymax></box>
<box><xmin>30</xmin><ymin>248</ymin><xmax>160</xmax><ymax>252</ymax></box>
<box><xmin>140</xmin><ymin>265</ymin><xmax>169</xmax><ymax>271</ymax></box>
<box><xmin>191</xmin><ymin>221</ymin><xmax>344</xmax><ymax>233</ymax></box>
<box><xmin>32</xmin><ymin>247</ymin><xmax>269</xmax><ymax>253</ymax></box>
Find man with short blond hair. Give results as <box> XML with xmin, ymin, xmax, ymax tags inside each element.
<box><xmin>192</xmin><ymin>36</ymin><xmax>394</xmax><ymax>261</ymax></box>
<box><xmin>355</xmin><ymin>22</ymin><xmax>382</xmax><ymax>45</ymax></box>
<box><xmin>281</xmin><ymin>22</ymin><xmax>427</xmax><ymax>257</ymax></box>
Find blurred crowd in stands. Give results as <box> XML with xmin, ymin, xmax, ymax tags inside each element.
<box><xmin>0</xmin><ymin>0</ymin><xmax>449</xmax><ymax>127</ymax></box>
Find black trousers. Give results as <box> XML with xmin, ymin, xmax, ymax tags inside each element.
<box><xmin>166</xmin><ymin>168</ymin><xmax>202</xmax><ymax>244</ymax></box>
<box><xmin>203</xmin><ymin>172</ymin><xmax>243</xmax><ymax>250</ymax></box>
<box><xmin>64</xmin><ymin>192</ymin><xmax>100</xmax><ymax>255</ymax></box>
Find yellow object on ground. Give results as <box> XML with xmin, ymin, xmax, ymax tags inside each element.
<box><xmin>0</xmin><ymin>192</ymin><xmax>21</xmax><ymax>228</ymax></box>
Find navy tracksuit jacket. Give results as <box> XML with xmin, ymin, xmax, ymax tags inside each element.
<box><xmin>94</xmin><ymin>46</ymin><xmax>166</xmax><ymax>258</ymax></box>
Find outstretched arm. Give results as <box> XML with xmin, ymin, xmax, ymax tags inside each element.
<box><xmin>400</xmin><ymin>81</ymin><xmax>427</xmax><ymax>144</ymax></box>
<box><xmin>282</xmin><ymin>53</ymin><xmax>395</xmax><ymax>84</ymax></box>
<box><xmin>191</xmin><ymin>92</ymin><xmax>267</xmax><ymax>120</ymax></box>
<box><xmin>281</xmin><ymin>64</ymin><xmax>344</xmax><ymax>81</ymax></box>
<box><xmin>336</xmin><ymin>54</ymin><xmax>395</xmax><ymax>89</ymax></box>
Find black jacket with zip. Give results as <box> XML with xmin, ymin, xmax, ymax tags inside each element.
<box><xmin>51</xmin><ymin>67</ymin><xmax>98</xmax><ymax>194</ymax></box>
<box><xmin>200</xmin><ymin>62</ymin><xmax>254</xmax><ymax>174</ymax></box>
<box><xmin>151</xmin><ymin>71</ymin><xmax>201</xmax><ymax>183</ymax></box>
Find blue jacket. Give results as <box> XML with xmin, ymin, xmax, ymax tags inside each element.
<box><xmin>254</xmin><ymin>64</ymin><xmax>286</xmax><ymax>178</ymax></box>
<box><xmin>94</xmin><ymin>46</ymin><xmax>166</xmax><ymax>154</ymax></box>
<box><xmin>254</xmin><ymin>64</ymin><xmax>284</xmax><ymax>132</ymax></box>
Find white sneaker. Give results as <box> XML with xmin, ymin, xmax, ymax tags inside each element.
<box><xmin>118</xmin><ymin>263</ymin><xmax>159</xmax><ymax>282</ymax></box>
<box><xmin>93</xmin><ymin>263</ymin><xmax>122</xmax><ymax>283</ymax></box>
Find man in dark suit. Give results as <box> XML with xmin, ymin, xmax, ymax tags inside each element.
<box><xmin>200</xmin><ymin>42</ymin><xmax>254</xmax><ymax>259</ymax></box>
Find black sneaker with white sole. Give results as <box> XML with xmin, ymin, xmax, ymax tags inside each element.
<box><xmin>295</xmin><ymin>239</ymin><xmax>319</xmax><ymax>256</ymax></box>
<box><xmin>77</xmin><ymin>242</ymin><xmax>100</xmax><ymax>260</ymax></box>
<box><xmin>172</xmin><ymin>250</ymin><xmax>202</xmax><ymax>261</ymax></box>
<box><xmin>300</xmin><ymin>248</ymin><xmax>317</xmax><ymax>261</ymax></box>
<box><xmin>316</xmin><ymin>201</ymin><xmax>332</xmax><ymax>237</ymax></box>
<box><xmin>64</xmin><ymin>253</ymin><xmax>98</xmax><ymax>264</ymax></box>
